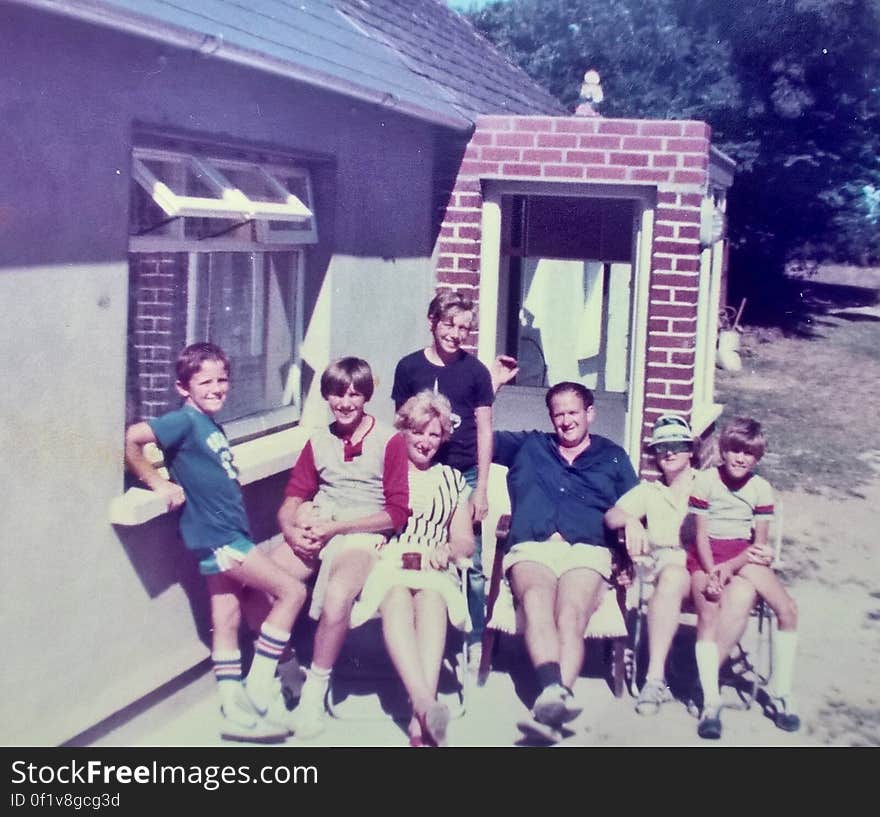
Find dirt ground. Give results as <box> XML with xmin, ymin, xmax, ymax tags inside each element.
<box><xmin>766</xmin><ymin>475</ymin><xmax>880</xmax><ymax>746</ymax></box>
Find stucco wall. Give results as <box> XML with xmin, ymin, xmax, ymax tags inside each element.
<box><xmin>0</xmin><ymin>4</ymin><xmax>438</xmax><ymax>744</ymax></box>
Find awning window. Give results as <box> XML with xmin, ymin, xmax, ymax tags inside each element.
<box><xmin>132</xmin><ymin>148</ymin><xmax>317</xmax><ymax>243</ymax></box>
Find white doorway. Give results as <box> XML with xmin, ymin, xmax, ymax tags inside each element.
<box><xmin>478</xmin><ymin>184</ymin><xmax>654</xmax><ymax>459</ymax></box>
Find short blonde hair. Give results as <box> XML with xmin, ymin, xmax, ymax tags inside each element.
<box><xmin>394</xmin><ymin>390</ymin><xmax>453</xmax><ymax>443</ymax></box>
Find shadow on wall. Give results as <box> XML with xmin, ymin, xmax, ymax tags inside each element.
<box><xmin>112</xmin><ymin>471</ymin><xmax>292</xmax><ymax>647</ymax></box>
<box><xmin>114</xmin><ymin>511</ymin><xmax>212</xmax><ymax>644</ymax></box>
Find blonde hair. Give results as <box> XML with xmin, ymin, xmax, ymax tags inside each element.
<box><xmin>394</xmin><ymin>390</ymin><xmax>453</xmax><ymax>443</ymax></box>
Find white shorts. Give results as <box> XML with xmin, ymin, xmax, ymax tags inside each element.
<box><xmin>502</xmin><ymin>539</ymin><xmax>614</xmax><ymax>582</ymax></box>
<box><xmin>636</xmin><ymin>546</ymin><xmax>687</xmax><ymax>582</ymax></box>
<box><xmin>308</xmin><ymin>532</ymin><xmax>385</xmax><ymax>621</ymax></box>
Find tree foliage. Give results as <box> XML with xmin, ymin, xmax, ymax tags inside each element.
<box><xmin>466</xmin><ymin>0</ymin><xmax>880</xmax><ymax>315</ymax></box>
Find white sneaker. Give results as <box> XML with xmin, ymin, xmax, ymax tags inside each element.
<box><xmin>219</xmin><ymin>687</ymin><xmax>288</xmax><ymax>744</ymax></box>
<box><xmin>289</xmin><ymin>693</ymin><xmax>328</xmax><ymax>739</ymax></box>
<box><xmin>252</xmin><ymin>680</ymin><xmax>297</xmax><ymax>735</ymax></box>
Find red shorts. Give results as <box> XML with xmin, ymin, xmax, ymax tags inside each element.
<box><xmin>686</xmin><ymin>538</ymin><xmax>751</xmax><ymax>574</ymax></box>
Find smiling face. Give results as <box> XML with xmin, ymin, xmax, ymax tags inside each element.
<box><xmin>326</xmin><ymin>383</ymin><xmax>367</xmax><ymax>434</ymax></box>
<box><xmin>404</xmin><ymin>416</ymin><xmax>444</xmax><ymax>470</ymax></box>
<box><xmin>430</xmin><ymin>308</ymin><xmax>473</xmax><ymax>360</ymax></box>
<box><xmin>720</xmin><ymin>447</ymin><xmax>758</xmax><ymax>481</ymax></box>
<box><xmin>176</xmin><ymin>358</ymin><xmax>229</xmax><ymax>416</ymax></box>
<box><xmin>548</xmin><ymin>389</ymin><xmax>594</xmax><ymax>449</ymax></box>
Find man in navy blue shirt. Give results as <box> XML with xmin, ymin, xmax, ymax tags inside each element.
<box><xmin>493</xmin><ymin>381</ymin><xmax>638</xmax><ymax>742</ymax></box>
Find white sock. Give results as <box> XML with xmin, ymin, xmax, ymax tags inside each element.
<box><xmin>771</xmin><ymin>629</ymin><xmax>798</xmax><ymax>699</ymax></box>
<box><xmin>695</xmin><ymin>640</ymin><xmax>721</xmax><ymax>707</ymax></box>
<box><xmin>299</xmin><ymin>665</ymin><xmax>331</xmax><ymax>710</ymax></box>
<box><xmin>212</xmin><ymin>650</ymin><xmax>243</xmax><ymax>712</ymax></box>
<box><xmin>246</xmin><ymin>622</ymin><xmax>290</xmax><ymax>711</ymax></box>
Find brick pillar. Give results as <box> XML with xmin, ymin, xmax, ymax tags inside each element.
<box><xmin>126</xmin><ymin>253</ymin><xmax>188</xmax><ymax>423</ymax></box>
<box><xmin>638</xmin><ymin>190</ymin><xmax>702</xmax><ymax>475</ymax></box>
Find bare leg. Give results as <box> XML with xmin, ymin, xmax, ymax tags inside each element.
<box><xmin>716</xmin><ymin>575</ymin><xmax>758</xmax><ymax>664</ymax></box>
<box><xmin>691</xmin><ymin>571</ymin><xmax>721</xmax><ymax>641</ymax></box>
<box><xmin>228</xmin><ymin>546</ymin><xmax>309</xmax><ymax>633</ymax></box>
<box><xmin>413</xmin><ymin>589</ymin><xmax>448</xmax><ymax>699</ymax></box>
<box><xmin>207</xmin><ymin>574</ymin><xmax>243</xmax><ymax>654</ymax></box>
<box><xmin>509</xmin><ymin>561</ymin><xmax>560</xmax><ymax>669</ymax></box>
<box><xmin>312</xmin><ymin>549</ymin><xmax>377</xmax><ymax>670</ymax></box>
<box><xmin>644</xmin><ymin>564</ymin><xmax>690</xmax><ymax>681</ymax></box>
<box><xmin>737</xmin><ymin>564</ymin><xmax>798</xmax><ymax>630</ymax></box>
<box><xmin>380</xmin><ymin>587</ymin><xmax>434</xmax><ymax>715</ymax></box>
<box><xmin>555</xmin><ymin>568</ymin><xmax>605</xmax><ymax>688</ymax></box>
<box><xmin>240</xmin><ymin>587</ymin><xmax>272</xmax><ymax>635</ymax></box>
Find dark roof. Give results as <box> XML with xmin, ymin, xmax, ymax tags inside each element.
<box><xmin>26</xmin><ymin>0</ymin><xmax>562</xmax><ymax>128</ymax></box>
<box><xmin>336</xmin><ymin>0</ymin><xmax>564</xmax><ymax>119</ymax></box>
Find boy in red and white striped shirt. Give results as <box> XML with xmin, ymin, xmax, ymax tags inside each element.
<box><xmin>688</xmin><ymin>417</ymin><xmax>800</xmax><ymax>739</ymax></box>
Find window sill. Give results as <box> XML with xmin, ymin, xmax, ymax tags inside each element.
<box><xmin>109</xmin><ymin>426</ymin><xmax>310</xmax><ymax>526</ymax></box>
<box><xmin>691</xmin><ymin>402</ymin><xmax>723</xmax><ymax>437</ymax></box>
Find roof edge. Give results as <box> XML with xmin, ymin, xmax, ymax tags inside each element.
<box><xmin>12</xmin><ymin>0</ymin><xmax>474</xmax><ymax>132</ymax></box>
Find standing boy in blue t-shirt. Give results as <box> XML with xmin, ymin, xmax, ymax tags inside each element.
<box><xmin>125</xmin><ymin>343</ymin><xmax>309</xmax><ymax>743</ymax></box>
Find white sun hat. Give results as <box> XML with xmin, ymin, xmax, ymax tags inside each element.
<box><xmin>649</xmin><ymin>414</ymin><xmax>693</xmax><ymax>447</ymax></box>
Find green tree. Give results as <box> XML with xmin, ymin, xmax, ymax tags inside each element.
<box><xmin>467</xmin><ymin>0</ymin><xmax>880</xmax><ymax>321</ymax></box>
<box><xmin>469</xmin><ymin>0</ymin><xmax>740</xmax><ymax>119</ymax></box>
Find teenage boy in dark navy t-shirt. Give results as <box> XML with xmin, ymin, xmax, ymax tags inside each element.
<box><xmin>392</xmin><ymin>290</ymin><xmax>517</xmax><ymax>657</ymax></box>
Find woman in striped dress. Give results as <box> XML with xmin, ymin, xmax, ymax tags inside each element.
<box><xmin>351</xmin><ymin>390</ymin><xmax>475</xmax><ymax>746</ymax></box>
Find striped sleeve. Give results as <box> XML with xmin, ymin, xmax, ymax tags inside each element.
<box><xmin>688</xmin><ymin>469</ymin><xmax>712</xmax><ymax>515</ymax></box>
<box><xmin>753</xmin><ymin>476</ymin><xmax>775</xmax><ymax>520</ymax></box>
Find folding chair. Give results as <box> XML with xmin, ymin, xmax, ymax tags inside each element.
<box><xmin>326</xmin><ymin>559</ymin><xmax>472</xmax><ymax>722</ymax></box>
<box><xmin>477</xmin><ymin>515</ymin><xmax>630</xmax><ymax>697</ymax></box>
<box><xmin>628</xmin><ymin>500</ymin><xmax>785</xmax><ymax>710</ymax></box>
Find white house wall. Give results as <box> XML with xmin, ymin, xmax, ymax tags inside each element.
<box><xmin>0</xmin><ymin>4</ymin><xmax>437</xmax><ymax>744</ymax></box>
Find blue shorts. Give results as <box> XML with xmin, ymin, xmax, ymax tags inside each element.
<box><xmin>195</xmin><ymin>536</ymin><xmax>255</xmax><ymax>576</ymax></box>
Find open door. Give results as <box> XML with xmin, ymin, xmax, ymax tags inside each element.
<box><xmin>493</xmin><ymin>193</ymin><xmax>636</xmax><ymax>444</ymax></box>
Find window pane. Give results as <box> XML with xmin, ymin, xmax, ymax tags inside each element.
<box><xmin>141</xmin><ymin>156</ymin><xmax>217</xmax><ymax>199</ymax></box>
<box><xmin>130</xmin><ymin>182</ymin><xmax>177</xmax><ymax>237</ymax></box>
<box><xmin>262</xmin><ymin>172</ymin><xmax>316</xmax><ymax>239</ymax></box>
<box><xmin>221</xmin><ymin>165</ymin><xmax>286</xmax><ymax>204</ymax></box>
<box><xmin>193</xmin><ymin>252</ymin><xmax>298</xmax><ymax>424</ymax></box>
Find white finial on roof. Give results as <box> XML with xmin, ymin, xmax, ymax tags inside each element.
<box><xmin>579</xmin><ymin>70</ymin><xmax>603</xmax><ymax>104</ymax></box>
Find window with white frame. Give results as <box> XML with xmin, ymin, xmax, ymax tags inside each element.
<box><xmin>127</xmin><ymin>146</ymin><xmax>316</xmax><ymax>439</ymax></box>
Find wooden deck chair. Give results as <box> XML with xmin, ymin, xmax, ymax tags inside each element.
<box><xmin>477</xmin><ymin>515</ymin><xmax>630</xmax><ymax>697</ymax></box>
<box><xmin>326</xmin><ymin>558</ymin><xmax>472</xmax><ymax>722</ymax></box>
<box><xmin>629</xmin><ymin>500</ymin><xmax>785</xmax><ymax>710</ymax></box>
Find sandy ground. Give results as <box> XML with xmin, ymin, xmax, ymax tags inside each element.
<box><xmin>90</xmin><ymin>458</ymin><xmax>879</xmax><ymax>748</ymax></box>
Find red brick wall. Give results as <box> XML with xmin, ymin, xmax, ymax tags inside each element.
<box><xmin>435</xmin><ymin>115</ymin><xmax>712</xmax><ymax>469</ymax></box>
<box><xmin>126</xmin><ymin>253</ymin><xmax>188</xmax><ymax>423</ymax></box>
